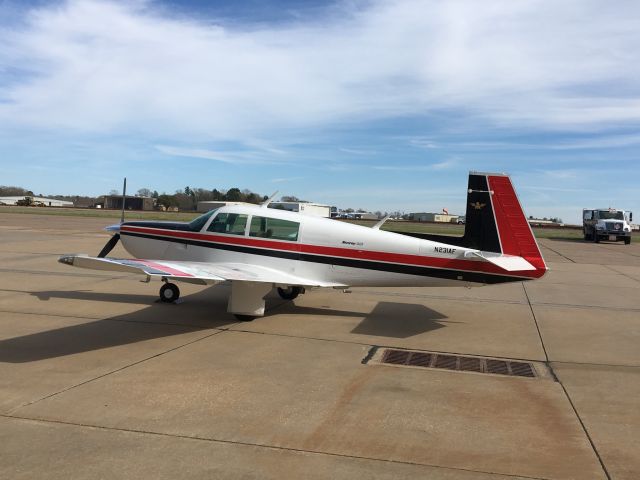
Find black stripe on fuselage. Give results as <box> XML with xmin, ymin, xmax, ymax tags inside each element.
<box><xmin>120</xmin><ymin>230</ymin><xmax>526</xmax><ymax>284</ymax></box>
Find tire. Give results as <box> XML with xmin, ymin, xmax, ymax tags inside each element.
<box><xmin>584</xmin><ymin>229</ymin><xmax>589</xmax><ymax>241</ymax></box>
<box><xmin>234</xmin><ymin>314</ymin><xmax>257</xmax><ymax>322</ymax></box>
<box><xmin>625</xmin><ymin>237</ymin><xmax>631</xmax><ymax>245</ymax></box>
<box><xmin>593</xmin><ymin>230</ymin><xmax>599</xmax><ymax>243</ymax></box>
<box><xmin>277</xmin><ymin>286</ymin><xmax>302</xmax><ymax>300</ymax></box>
<box><xmin>160</xmin><ymin>283</ymin><xmax>180</xmax><ymax>303</ymax></box>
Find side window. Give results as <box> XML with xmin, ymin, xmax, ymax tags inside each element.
<box><xmin>249</xmin><ymin>216</ymin><xmax>299</xmax><ymax>241</ymax></box>
<box><xmin>583</xmin><ymin>211</ymin><xmax>593</xmax><ymax>220</ymax></box>
<box><xmin>207</xmin><ymin>213</ymin><xmax>248</xmax><ymax>235</ymax></box>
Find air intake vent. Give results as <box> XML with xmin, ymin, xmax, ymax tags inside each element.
<box><xmin>379</xmin><ymin>349</ymin><xmax>537</xmax><ymax>378</ymax></box>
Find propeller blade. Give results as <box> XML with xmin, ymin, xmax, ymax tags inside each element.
<box><xmin>97</xmin><ymin>233</ymin><xmax>120</xmax><ymax>258</ymax></box>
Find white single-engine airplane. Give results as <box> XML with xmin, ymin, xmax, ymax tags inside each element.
<box><xmin>60</xmin><ymin>172</ymin><xmax>546</xmax><ymax>320</ymax></box>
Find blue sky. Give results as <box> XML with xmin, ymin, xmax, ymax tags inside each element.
<box><xmin>1</xmin><ymin>0</ymin><xmax>639</xmax><ymax>223</ymax></box>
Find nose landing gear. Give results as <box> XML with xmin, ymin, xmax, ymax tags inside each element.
<box><xmin>159</xmin><ymin>282</ymin><xmax>180</xmax><ymax>303</ymax></box>
<box><xmin>277</xmin><ymin>286</ymin><xmax>303</xmax><ymax>300</ymax></box>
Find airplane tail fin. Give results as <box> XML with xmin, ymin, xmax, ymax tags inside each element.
<box><xmin>462</xmin><ymin>172</ymin><xmax>547</xmax><ymax>273</ymax></box>
<box><xmin>398</xmin><ymin>172</ymin><xmax>547</xmax><ymax>277</ymax></box>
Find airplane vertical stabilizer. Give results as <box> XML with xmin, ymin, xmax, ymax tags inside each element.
<box><xmin>485</xmin><ymin>173</ymin><xmax>547</xmax><ymax>272</ymax></box>
<box><xmin>395</xmin><ymin>172</ymin><xmax>547</xmax><ymax>277</ymax></box>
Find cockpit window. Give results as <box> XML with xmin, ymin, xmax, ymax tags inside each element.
<box><xmin>249</xmin><ymin>216</ymin><xmax>299</xmax><ymax>241</ymax></box>
<box><xmin>207</xmin><ymin>212</ymin><xmax>248</xmax><ymax>235</ymax></box>
<box><xmin>188</xmin><ymin>209</ymin><xmax>218</xmax><ymax>232</ymax></box>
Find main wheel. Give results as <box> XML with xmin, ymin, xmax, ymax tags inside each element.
<box><xmin>277</xmin><ymin>286</ymin><xmax>302</xmax><ymax>300</ymax></box>
<box><xmin>594</xmin><ymin>231</ymin><xmax>600</xmax><ymax>243</ymax></box>
<box><xmin>234</xmin><ymin>314</ymin><xmax>257</xmax><ymax>322</ymax></box>
<box><xmin>625</xmin><ymin>237</ymin><xmax>631</xmax><ymax>245</ymax></box>
<box><xmin>160</xmin><ymin>283</ymin><xmax>180</xmax><ymax>303</ymax></box>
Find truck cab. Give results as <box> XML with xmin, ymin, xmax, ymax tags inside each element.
<box><xmin>583</xmin><ymin>208</ymin><xmax>633</xmax><ymax>244</ymax></box>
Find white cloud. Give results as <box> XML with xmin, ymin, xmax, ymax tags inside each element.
<box><xmin>270</xmin><ymin>176</ymin><xmax>303</xmax><ymax>183</ymax></box>
<box><xmin>155</xmin><ymin>144</ymin><xmax>288</xmax><ymax>164</ymax></box>
<box><xmin>372</xmin><ymin>158</ymin><xmax>457</xmax><ymax>171</ymax></box>
<box><xmin>1</xmin><ymin>0</ymin><xmax>639</xmax><ymax>142</ymax></box>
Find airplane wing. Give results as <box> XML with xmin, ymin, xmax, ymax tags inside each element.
<box><xmin>58</xmin><ymin>255</ymin><xmax>346</xmax><ymax>288</ymax></box>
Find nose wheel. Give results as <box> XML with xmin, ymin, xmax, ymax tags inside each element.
<box><xmin>160</xmin><ymin>282</ymin><xmax>180</xmax><ymax>303</ymax></box>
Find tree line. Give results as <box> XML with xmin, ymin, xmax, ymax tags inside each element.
<box><xmin>114</xmin><ymin>187</ymin><xmax>309</xmax><ymax>211</ymax></box>
<box><xmin>2</xmin><ymin>184</ymin><xmax>311</xmax><ymax>211</ymax></box>
<box><xmin>142</xmin><ymin>187</ymin><xmax>270</xmax><ymax>211</ymax></box>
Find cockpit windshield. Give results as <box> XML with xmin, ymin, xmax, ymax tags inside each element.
<box><xmin>188</xmin><ymin>209</ymin><xmax>218</xmax><ymax>231</ymax></box>
<box><xmin>598</xmin><ymin>210</ymin><xmax>624</xmax><ymax>220</ymax></box>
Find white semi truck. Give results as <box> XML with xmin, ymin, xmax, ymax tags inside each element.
<box><xmin>583</xmin><ymin>208</ymin><xmax>633</xmax><ymax>244</ymax></box>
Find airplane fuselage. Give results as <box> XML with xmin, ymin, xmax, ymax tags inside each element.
<box><xmin>118</xmin><ymin>204</ymin><xmax>541</xmax><ymax>289</ymax></box>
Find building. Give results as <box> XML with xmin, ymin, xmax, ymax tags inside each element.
<box><xmin>351</xmin><ymin>212</ymin><xmax>378</xmax><ymax>220</ymax></box>
<box><xmin>527</xmin><ymin>218</ymin><xmax>562</xmax><ymax>227</ymax></box>
<box><xmin>197</xmin><ymin>201</ymin><xmax>253</xmax><ymax>213</ymax></box>
<box><xmin>102</xmin><ymin>195</ymin><xmax>154</xmax><ymax>211</ymax></box>
<box><xmin>410</xmin><ymin>212</ymin><xmax>460</xmax><ymax>223</ymax></box>
<box><xmin>269</xmin><ymin>202</ymin><xmax>331</xmax><ymax>218</ymax></box>
<box><xmin>0</xmin><ymin>196</ymin><xmax>73</xmax><ymax>207</ymax></box>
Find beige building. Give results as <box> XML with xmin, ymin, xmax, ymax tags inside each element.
<box><xmin>269</xmin><ymin>202</ymin><xmax>331</xmax><ymax>218</ymax></box>
<box><xmin>411</xmin><ymin>212</ymin><xmax>460</xmax><ymax>223</ymax></box>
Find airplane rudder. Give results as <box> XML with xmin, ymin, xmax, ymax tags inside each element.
<box><xmin>487</xmin><ymin>174</ymin><xmax>547</xmax><ymax>273</ymax></box>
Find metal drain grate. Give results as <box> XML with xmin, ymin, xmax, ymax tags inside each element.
<box><xmin>380</xmin><ymin>349</ymin><xmax>536</xmax><ymax>378</ymax></box>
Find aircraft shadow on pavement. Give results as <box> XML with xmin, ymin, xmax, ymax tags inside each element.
<box><xmin>275</xmin><ymin>300</ymin><xmax>451</xmax><ymax>338</ymax></box>
<box><xmin>0</xmin><ymin>288</ymin><xmax>450</xmax><ymax>362</ymax></box>
<box><xmin>350</xmin><ymin>302</ymin><xmax>450</xmax><ymax>338</ymax></box>
<box><xmin>27</xmin><ymin>289</ymin><xmax>160</xmax><ymax>304</ymax></box>
<box><xmin>0</xmin><ymin>287</ymin><xmax>237</xmax><ymax>363</ymax></box>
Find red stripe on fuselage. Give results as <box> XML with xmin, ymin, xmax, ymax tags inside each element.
<box><xmin>121</xmin><ymin>225</ymin><xmax>543</xmax><ymax>279</ymax></box>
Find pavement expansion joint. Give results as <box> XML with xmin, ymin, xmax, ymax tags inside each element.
<box><xmin>0</xmin><ymin>307</ymin><xmax>102</xmax><ymax>321</ymax></box>
<box><xmin>0</xmin><ymin>267</ymin><xmax>130</xmax><ymax>279</ymax></box>
<box><xmin>603</xmin><ymin>265</ymin><xmax>640</xmax><ymax>284</ymax></box>
<box><xmin>522</xmin><ymin>283</ymin><xmax>549</xmax><ymax>363</ymax></box>
<box><xmin>523</xmin><ymin>285</ymin><xmax>612</xmax><ymax>480</ymax></box>
<box><xmin>540</xmin><ymin>244</ymin><xmax>576</xmax><ymax>263</ymax></box>
<box><xmin>530</xmin><ymin>301</ymin><xmax>640</xmax><ymax>312</ymax></box>
<box><xmin>0</xmin><ymin>414</ymin><xmax>555</xmax><ymax>480</ymax></box>
<box><xmin>6</xmin><ymin>329</ymin><xmax>227</xmax><ymax>415</ymax></box>
<box><xmin>352</xmin><ymin>289</ymin><xmax>527</xmax><ymax>305</ymax></box>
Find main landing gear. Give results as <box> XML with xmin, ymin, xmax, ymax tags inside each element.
<box><xmin>159</xmin><ymin>282</ymin><xmax>180</xmax><ymax>303</ymax></box>
<box><xmin>277</xmin><ymin>286</ymin><xmax>303</xmax><ymax>300</ymax></box>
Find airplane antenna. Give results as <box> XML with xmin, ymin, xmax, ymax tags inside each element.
<box><xmin>120</xmin><ymin>177</ymin><xmax>127</xmax><ymax>224</ymax></box>
<box><xmin>261</xmin><ymin>191</ymin><xmax>279</xmax><ymax>208</ymax></box>
<box><xmin>372</xmin><ymin>214</ymin><xmax>391</xmax><ymax>230</ymax></box>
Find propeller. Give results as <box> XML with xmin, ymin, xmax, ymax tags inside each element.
<box><xmin>97</xmin><ymin>177</ymin><xmax>126</xmax><ymax>258</ymax></box>
<box><xmin>97</xmin><ymin>233</ymin><xmax>120</xmax><ymax>258</ymax></box>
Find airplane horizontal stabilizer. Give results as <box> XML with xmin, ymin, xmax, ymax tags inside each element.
<box><xmin>467</xmin><ymin>252</ymin><xmax>536</xmax><ymax>271</ymax></box>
